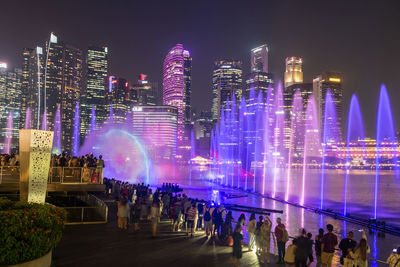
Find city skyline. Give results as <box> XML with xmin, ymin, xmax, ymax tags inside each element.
<box><xmin>1</xmin><ymin>0</ymin><xmax>400</xmax><ymax>135</ymax></box>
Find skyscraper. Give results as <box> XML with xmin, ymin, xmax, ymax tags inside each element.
<box><xmin>81</xmin><ymin>46</ymin><xmax>108</xmax><ymax>139</ymax></box>
<box><xmin>211</xmin><ymin>59</ymin><xmax>242</xmax><ymax>121</ymax></box>
<box><xmin>163</xmin><ymin>44</ymin><xmax>191</xmax><ymax>142</ymax></box>
<box><xmin>131</xmin><ymin>105</ymin><xmax>178</xmax><ymax>160</ymax></box>
<box><xmin>21</xmin><ymin>48</ymin><xmax>33</xmax><ymax>128</ymax></box>
<box><xmin>61</xmin><ymin>44</ymin><xmax>83</xmax><ymax>152</ymax></box>
<box><xmin>251</xmin><ymin>44</ymin><xmax>268</xmax><ymax>73</ymax></box>
<box><xmin>0</xmin><ymin>63</ymin><xmax>22</xmax><ymax>152</ymax></box>
<box><xmin>284</xmin><ymin>57</ymin><xmax>303</xmax><ymax>88</ymax></box>
<box><xmin>313</xmin><ymin>72</ymin><xmax>343</xmax><ymax>139</ymax></box>
<box><xmin>106</xmin><ymin>76</ymin><xmax>130</xmax><ymax>124</ymax></box>
<box><xmin>25</xmin><ymin>46</ymin><xmax>44</xmax><ymax>129</ymax></box>
<box><xmin>131</xmin><ymin>74</ymin><xmax>158</xmax><ymax>106</ymax></box>
<box><xmin>43</xmin><ymin>33</ymin><xmax>63</xmax><ymax>130</ymax></box>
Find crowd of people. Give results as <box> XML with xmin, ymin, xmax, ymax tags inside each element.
<box><xmin>0</xmin><ymin>153</ymin><xmax>19</xmax><ymax>166</ymax></box>
<box><xmin>105</xmin><ymin>177</ymin><xmax>399</xmax><ymax>267</ymax></box>
<box><xmin>50</xmin><ymin>153</ymin><xmax>105</xmax><ymax>169</ymax></box>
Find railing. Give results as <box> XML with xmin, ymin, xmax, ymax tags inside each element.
<box><xmin>64</xmin><ymin>194</ymin><xmax>108</xmax><ymax>224</ymax></box>
<box><xmin>0</xmin><ymin>166</ymin><xmax>103</xmax><ymax>184</ymax></box>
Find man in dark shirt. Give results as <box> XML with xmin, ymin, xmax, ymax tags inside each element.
<box><xmin>294</xmin><ymin>229</ymin><xmax>312</xmax><ymax>267</ymax></box>
<box><xmin>321</xmin><ymin>224</ymin><xmax>338</xmax><ymax>267</ymax></box>
<box><xmin>339</xmin><ymin>231</ymin><xmax>357</xmax><ymax>266</ymax></box>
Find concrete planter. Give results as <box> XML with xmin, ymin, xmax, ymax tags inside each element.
<box><xmin>7</xmin><ymin>250</ymin><xmax>52</xmax><ymax>267</ymax></box>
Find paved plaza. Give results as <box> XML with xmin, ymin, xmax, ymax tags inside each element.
<box><xmin>53</xmin><ymin>202</ymin><xmax>276</xmax><ymax>267</ymax></box>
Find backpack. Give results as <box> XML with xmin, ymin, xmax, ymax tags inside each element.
<box><xmin>282</xmin><ymin>228</ymin><xmax>289</xmax><ymax>243</ymax></box>
<box><xmin>204</xmin><ymin>209</ymin><xmax>211</xmax><ymax>221</ymax></box>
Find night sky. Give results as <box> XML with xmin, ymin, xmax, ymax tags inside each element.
<box><xmin>1</xmin><ymin>0</ymin><xmax>400</xmax><ymax>135</ymax></box>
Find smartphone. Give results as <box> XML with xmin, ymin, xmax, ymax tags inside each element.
<box><xmin>358</xmin><ymin>229</ymin><xmax>363</xmax><ymax>232</ymax></box>
<box><xmin>394</xmin><ymin>248</ymin><xmax>398</xmax><ymax>253</ymax></box>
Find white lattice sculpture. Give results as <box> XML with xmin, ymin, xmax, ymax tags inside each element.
<box><xmin>19</xmin><ymin>129</ymin><xmax>54</xmax><ymax>203</ymax></box>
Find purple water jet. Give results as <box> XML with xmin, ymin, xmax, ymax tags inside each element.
<box><xmin>24</xmin><ymin>107</ymin><xmax>31</xmax><ymax>129</ymax></box>
<box><xmin>72</xmin><ymin>102</ymin><xmax>80</xmax><ymax>156</ymax></box>
<box><xmin>4</xmin><ymin>112</ymin><xmax>13</xmax><ymax>154</ymax></box>
<box><xmin>52</xmin><ymin>105</ymin><xmax>62</xmax><ymax>154</ymax></box>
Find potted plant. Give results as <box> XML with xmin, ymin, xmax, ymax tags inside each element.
<box><xmin>0</xmin><ymin>198</ymin><xmax>66</xmax><ymax>266</ymax></box>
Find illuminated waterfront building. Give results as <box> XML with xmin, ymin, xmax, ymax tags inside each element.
<box><xmin>81</xmin><ymin>46</ymin><xmax>108</xmax><ymax>139</ymax></box>
<box><xmin>211</xmin><ymin>59</ymin><xmax>242</xmax><ymax>121</ymax></box>
<box><xmin>131</xmin><ymin>105</ymin><xmax>178</xmax><ymax>160</ymax></box>
<box><xmin>163</xmin><ymin>44</ymin><xmax>191</xmax><ymax>142</ymax></box>
<box><xmin>284</xmin><ymin>57</ymin><xmax>303</xmax><ymax>88</ymax></box>
<box><xmin>106</xmin><ymin>76</ymin><xmax>130</xmax><ymax>124</ymax></box>
<box><xmin>325</xmin><ymin>138</ymin><xmax>400</xmax><ymax>168</ymax></box>
<box><xmin>251</xmin><ymin>44</ymin><xmax>268</xmax><ymax>73</ymax></box>
<box><xmin>313</xmin><ymin>72</ymin><xmax>344</xmax><ymax>139</ymax></box>
<box><xmin>131</xmin><ymin>74</ymin><xmax>158</xmax><ymax>106</ymax></box>
<box><xmin>0</xmin><ymin>63</ymin><xmax>22</xmax><ymax>152</ymax></box>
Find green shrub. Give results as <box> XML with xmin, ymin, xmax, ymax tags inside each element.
<box><xmin>0</xmin><ymin>198</ymin><xmax>67</xmax><ymax>265</ymax></box>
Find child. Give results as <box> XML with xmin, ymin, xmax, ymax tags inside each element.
<box><xmin>285</xmin><ymin>240</ymin><xmax>296</xmax><ymax>267</ymax></box>
<box><xmin>232</xmin><ymin>224</ymin><xmax>243</xmax><ymax>267</ymax></box>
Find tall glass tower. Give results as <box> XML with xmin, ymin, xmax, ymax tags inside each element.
<box><xmin>250</xmin><ymin>44</ymin><xmax>268</xmax><ymax>73</ymax></box>
<box><xmin>162</xmin><ymin>44</ymin><xmax>191</xmax><ymax>142</ymax></box>
<box><xmin>211</xmin><ymin>59</ymin><xmax>242</xmax><ymax>121</ymax></box>
<box><xmin>81</xmin><ymin>46</ymin><xmax>108</xmax><ymax>140</ymax></box>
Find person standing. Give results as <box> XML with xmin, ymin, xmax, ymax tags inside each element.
<box><xmin>275</xmin><ymin>217</ymin><xmax>287</xmax><ymax>263</ymax></box>
<box><xmin>349</xmin><ymin>230</ymin><xmax>369</xmax><ymax>267</ymax></box>
<box><xmin>260</xmin><ymin>216</ymin><xmax>273</xmax><ymax>264</ymax></box>
<box><xmin>255</xmin><ymin>215</ymin><xmax>264</xmax><ymax>254</ymax></box>
<box><xmin>315</xmin><ymin>228</ymin><xmax>324</xmax><ymax>267</ymax></box>
<box><xmin>150</xmin><ymin>198</ymin><xmax>161</xmax><ymax>238</ymax></box>
<box><xmin>187</xmin><ymin>203</ymin><xmax>197</xmax><ymax>237</ymax></box>
<box><xmin>293</xmin><ymin>229</ymin><xmax>311</xmax><ymax>267</ymax></box>
<box><xmin>339</xmin><ymin>231</ymin><xmax>357</xmax><ymax>267</ymax></box>
<box><xmin>387</xmin><ymin>247</ymin><xmax>400</xmax><ymax>267</ymax></box>
<box><xmin>117</xmin><ymin>198</ymin><xmax>129</xmax><ymax>230</ymax></box>
<box><xmin>232</xmin><ymin>224</ymin><xmax>244</xmax><ymax>267</ymax></box>
<box><xmin>247</xmin><ymin>213</ymin><xmax>257</xmax><ymax>251</ymax></box>
<box><xmin>321</xmin><ymin>224</ymin><xmax>338</xmax><ymax>267</ymax></box>
<box><xmin>197</xmin><ymin>201</ymin><xmax>204</xmax><ymax>231</ymax></box>
<box><xmin>204</xmin><ymin>204</ymin><xmax>213</xmax><ymax>237</ymax></box>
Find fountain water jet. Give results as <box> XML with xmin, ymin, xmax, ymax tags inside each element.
<box><xmin>90</xmin><ymin>106</ymin><xmax>96</xmax><ymax>133</ymax></box>
<box><xmin>344</xmin><ymin>94</ymin><xmax>365</xmax><ymax>215</ymax></box>
<box><xmin>320</xmin><ymin>90</ymin><xmax>340</xmax><ymax>210</ymax></box>
<box><xmin>41</xmin><ymin>110</ymin><xmax>47</xmax><ymax>131</ymax></box>
<box><xmin>72</xmin><ymin>102</ymin><xmax>80</xmax><ymax>156</ymax></box>
<box><xmin>285</xmin><ymin>90</ymin><xmax>303</xmax><ymax>201</ymax></box>
<box><xmin>52</xmin><ymin>105</ymin><xmax>62</xmax><ymax>154</ymax></box>
<box><xmin>24</xmin><ymin>107</ymin><xmax>31</xmax><ymax>129</ymax></box>
<box><xmin>4</xmin><ymin>112</ymin><xmax>13</xmax><ymax>154</ymax></box>
<box><xmin>374</xmin><ymin>84</ymin><xmax>397</xmax><ymax>219</ymax></box>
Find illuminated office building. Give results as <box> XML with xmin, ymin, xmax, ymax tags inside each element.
<box><xmin>131</xmin><ymin>105</ymin><xmax>178</xmax><ymax>160</ymax></box>
<box><xmin>211</xmin><ymin>59</ymin><xmax>242</xmax><ymax>121</ymax></box>
<box><xmin>251</xmin><ymin>44</ymin><xmax>268</xmax><ymax>73</ymax></box>
<box><xmin>81</xmin><ymin>46</ymin><xmax>108</xmax><ymax>139</ymax></box>
<box><xmin>106</xmin><ymin>76</ymin><xmax>130</xmax><ymax>124</ymax></box>
<box><xmin>0</xmin><ymin>63</ymin><xmax>22</xmax><ymax>152</ymax></box>
<box><xmin>21</xmin><ymin>48</ymin><xmax>33</xmax><ymax>128</ymax></box>
<box><xmin>284</xmin><ymin>57</ymin><xmax>303</xmax><ymax>88</ymax></box>
<box><xmin>163</xmin><ymin>44</ymin><xmax>191</xmax><ymax>142</ymax></box>
<box><xmin>283</xmin><ymin>83</ymin><xmax>313</xmax><ymax>156</ymax></box>
<box><xmin>313</xmin><ymin>72</ymin><xmax>343</xmax><ymax>139</ymax></box>
<box><xmin>24</xmin><ymin>46</ymin><xmax>44</xmax><ymax>129</ymax></box>
<box><xmin>60</xmin><ymin>44</ymin><xmax>83</xmax><ymax>152</ymax></box>
<box><xmin>131</xmin><ymin>74</ymin><xmax>158</xmax><ymax>106</ymax></box>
